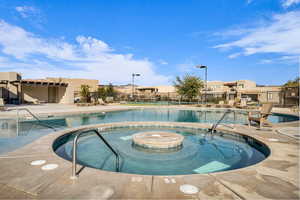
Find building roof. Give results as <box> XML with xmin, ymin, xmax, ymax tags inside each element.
<box><xmin>224</xmin><ymin>82</ymin><xmax>237</xmax><ymax>86</ymax></box>
<box><xmin>20</xmin><ymin>79</ymin><xmax>68</xmax><ymax>86</ymax></box>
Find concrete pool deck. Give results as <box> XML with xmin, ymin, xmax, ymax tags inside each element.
<box><xmin>1</xmin><ymin>103</ymin><xmax>298</xmax><ymax>118</ymax></box>
<box><xmin>0</xmin><ymin>104</ymin><xmax>136</xmax><ymax>118</ymax></box>
<box><xmin>0</xmin><ymin>120</ymin><xmax>299</xmax><ymax>199</ymax></box>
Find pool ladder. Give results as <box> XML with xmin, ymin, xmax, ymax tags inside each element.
<box><xmin>70</xmin><ymin>128</ymin><xmax>120</xmax><ymax>180</ymax></box>
<box><xmin>209</xmin><ymin>109</ymin><xmax>234</xmax><ymax>134</ymax></box>
<box><xmin>11</xmin><ymin>108</ymin><xmax>57</xmax><ymax>135</ymax></box>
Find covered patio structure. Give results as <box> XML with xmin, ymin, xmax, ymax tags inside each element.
<box><xmin>17</xmin><ymin>79</ymin><xmax>69</xmax><ymax>104</ymax></box>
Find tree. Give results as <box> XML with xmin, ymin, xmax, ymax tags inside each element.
<box><xmin>80</xmin><ymin>85</ymin><xmax>90</xmax><ymax>103</ymax></box>
<box><xmin>283</xmin><ymin>77</ymin><xmax>300</xmax><ymax>87</ymax></box>
<box><xmin>97</xmin><ymin>87</ymin><xmax>107</xmax><ymax>100</ymax></box>
<box><xmin>106</xmin><ymin>83</ymin><xmax>116</xmax><ymax>97</ymax></box>
<box><xmin>97</xmin><ymin>83</ymin><xmax>117</xmax><ymax>101</ymax></box>
<box><xmin>174</xmin><ymin>75</ymin><xmax>204</xmax><ymax>101</ymax></box>
<box><xmin>281</xmin><ymin>77</ymin><xmax>299</xmax><ymax>106</ymax></box>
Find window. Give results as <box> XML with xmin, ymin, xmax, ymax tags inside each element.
<box><xmin>267</xmin><ymin>93</ymin><xmax>273</xmax><ymax>100</ymax></box>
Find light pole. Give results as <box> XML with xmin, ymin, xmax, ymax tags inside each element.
<box><xmin>132</xmin><ymin>73</ymin><xmax>140</xmax><ymax>99</ymax></box>
<box><xmin>196</xmin><ymin>65</ymin><xmax>208</xmax><ymax>104</ymax></box>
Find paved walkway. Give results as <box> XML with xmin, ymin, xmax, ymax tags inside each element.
<box><xmin>277</xmin><ymin>127</ymin><xmax>300</xmax><ymax>139</ymax></box>
<box><xmin>1</xmin><ymin>103</ymin><xmax>298</xmax><ymax>117</ymax></box>
<box><xmin>1</xmin><ymin>104</ymin><xmax>135</xmax><ymax>118</ymax></box>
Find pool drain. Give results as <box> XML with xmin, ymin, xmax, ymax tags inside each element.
<box><xmin>179</xmin><ymin>184</ymin><xmax>199</xmax><ymax>194</ymax></box>
<box><xmin>30</xmin><ymin>160</ymin><xmax>46</xmax><ymax>166</ymax></box>
<box><xmin>41</xmin><ymin>164</ymin><xmax>58</xmax><ymax>170</ymax></box>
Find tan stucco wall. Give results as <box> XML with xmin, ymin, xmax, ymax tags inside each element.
<box><xmin>258</xmin><ymin>91</ymin><xmax>281</xmax><ymax>103</ymax></box>
<box><xmin>155</xmin><ymin>86</ymin><xmax>176</xmax><ymax>93</ymax></box>
<box><xmin>236</xmin><ymin>80</ymin><xmax>256</xmax><ymax>89</ymax></box>
<box><xmin>0</xmin><ymin>72</ymin><xmax>21</xmax><ymax>81</ymax></box>
<box><xmin>58</xmin><ymin>85</ymin><xmax>74</xmax><ymax>104</ymax></box>
<box><xmin>207</xmin><ymin>81</ymin><xmax>227</xmax><ymax>92</ymax></box>
<box><xmin>115</xmin><ymin>86</ymin><xmax>133</xmax><ymax>94</ymax></box>
<box><xmin>46</xmin><ymin>78</ymin><xmax>99</xmax><ymax>92</ymax></box>
<box><xmin>22</xmin><ymin>85</ymin><xmax>49</xmax><ymax>103</ymax></box>
<box><xmin>21</xmin><ymin>85</ymin><xmax>73</xmax><ymax>104</ymax></box>
<box><xmin>8</xmin><ymin>84</ymin><xmax>18</xmax><ymax>99</ymax></box>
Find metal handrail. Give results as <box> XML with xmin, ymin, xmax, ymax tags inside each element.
<box><xmin>209</xmin><ymin>109</ymin><xmax>233</xmax><ymax>133</ymax></box>
<box><xmin>70</xmin><ymin>128</ymin><xmax>120</xmax><ymax>179</ymax></box>
<box><xmin>11</xmin><ymin>108</ymin><xmax>57</xmax><ymax>135</ymax></box>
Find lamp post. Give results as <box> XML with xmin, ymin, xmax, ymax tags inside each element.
<box><xmin>196</xmin><ymin>65</ymin><xmax>208</xmax><ymax>104</ymax></box>
<box><xmin>132</xmin><ymin>73</ymin><xmax>140</xmax><ymax>99</ymax></box>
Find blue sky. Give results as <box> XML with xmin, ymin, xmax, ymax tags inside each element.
<box><xmin>0</xmin><ymin>0</ymin><xmax>299</xmax><ymax>86</ymax></box>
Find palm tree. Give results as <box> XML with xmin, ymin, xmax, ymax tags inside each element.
<box><xmin>80</xmin><ymin>85</ymin><xmax>91</xmax><ymax>103</ymax></box>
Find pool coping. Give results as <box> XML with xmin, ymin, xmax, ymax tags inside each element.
<box><xmin>0</xmin><ymin>121</ymin><xmax>298</xmax><ymax>199</ymax></box>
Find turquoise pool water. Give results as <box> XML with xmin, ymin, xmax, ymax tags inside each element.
<box><xmin>53</xmin><ymin>127</ymin><xmax>270</xmax><ymax>175</ymax></box>
<box><xmin>0</xmin><ymin>108</ymin><xmax>298</xmax><ymax>154</ymax></box>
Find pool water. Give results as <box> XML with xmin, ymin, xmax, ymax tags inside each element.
<box><xmin>0</xmin><ymin>108</ymin><xmax>298</xmax><ymax>154</ymax></box>
<box><xmin>54</xmin><ymin>127</ymin><xmax>270</xmax><ymax>175</ymax></box>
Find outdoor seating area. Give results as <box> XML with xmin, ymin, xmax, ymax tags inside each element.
<box><xmin>248</xmin><ymin>103</ymin><xmax>273</xmax><ymax>129</ymax></box>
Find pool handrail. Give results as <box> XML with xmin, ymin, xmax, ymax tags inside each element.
<box><xmin>70</xmin><ymin>128</ymin><xmax>120</xmax><ymax>180</ymax></box>
<box><xmin>12</xmin><ymin>108</ymin><xmax>57</xmax><ymax>134</ymax></box>
<box><xmin>209</xmin><ymin>109</ymin><xmax>234</xmax><ymax>133</ymax></box>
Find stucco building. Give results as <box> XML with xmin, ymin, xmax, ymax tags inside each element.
<box><xmin>206</xmin><ymin>80</ymin><xmax>283</xmax><ymax>104</ymax></box>
<box><xmin>136</xmin><ymin>86</ymin><xmax>177</xmax><ymax>98</ymax></box>
<box><xmin>119</xmin><ymin>80</ymin><xmax>294</xmax><ymax>105</ymax></box>
<box><xmin>0</xmin><ymin>72</ymin><xmax>99</xmax><ymax>104</ymax></box>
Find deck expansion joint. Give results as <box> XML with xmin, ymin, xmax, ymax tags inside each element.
<box><xmin>208</xmin><ymin>173</ymin><xmax>246</xmax><ymax>200</ymax></box>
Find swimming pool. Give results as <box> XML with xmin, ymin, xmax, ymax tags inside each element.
<box><xmin>53</xmin><ymin>125</ymin><xmax>270</xmax><ymax>175</ymax></box>
<box><xmin>0</xmin><ymin>108</ymin><xmax>298</xmax><ymax>154</ymax></box>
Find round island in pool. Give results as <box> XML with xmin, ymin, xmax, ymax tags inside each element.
<box><xmin>132</xmin><ymin>131</ymin><xmax>184</xmax><ymax>150</ymax></box>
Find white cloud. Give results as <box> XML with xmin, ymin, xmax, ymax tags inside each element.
<box><xmin>246</xmin><ymin>0</ymin><xmax>253</xmax><ymax>4</ymax></box>
<box><xmin>76</xmin><ymin>36</ymin><xmax>112</xmax><ymax>55</ymax></box>
<box><xmin>259</xmin><ymin>55</ymin><xmax>299</xmax><ymax>65</ymax></box>
<box><xmin>228</xmin><ymin>53</ymin><xmax>241</xmax><ymax>59</ymax></box>
<box><xmin>259</xmin><ymin>59</ymin><xmax>273</xmax><ymax>64</ymax></box>
<box><xmin>214</xmin><ymin>11</ymin><xmax>300</xmax><ymax>59</ymax></box>
<box><xmin>123</xmin><ymin>46</ymin><xmax>134</xmax><ymax>50</ymax></box>
<box><xmin>246</xmin><ymin>0</ymin><xmax>300</xmax><ymax>8</ymax></box>
<box><xmin>158</xmin><ymin>59</ymin><xmax>168</xmax><ymax>65</ymax></box>
<box><xmin>282</xmin><ymin>0</ymin><xmax>300</xmax><ymax>8</ymax></box>
<box><xmin>279</xmin><ymin>55</ymin><xmax>299</xmax><ymax>61</ymax></box>
<box><xmin>176</xmin><ymin>61</ymin><xmax>196</xmax><ymax>74</ymax></box>
<box><xmin>0</xmin><ymin>20</ymin><xmax>170</xmax><ymax>86</ymax></box>
<box><xmin>15</xmin><ymin>6</ymin><xmax>44</xmax><ymax>29</ymax></box>
<box><xmin>15</xmin><ymin>6</ymin><xmax>38</xmax><ymax>18</ymax></box>
<box><xmin>0</xmin><ymin>20</ymin><xmax>75</xmax><ymax>60</ymax></box>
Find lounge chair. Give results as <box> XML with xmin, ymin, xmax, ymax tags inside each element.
<box><xmin>98</xmin><ymin>98</ymin><xmax>107</xmax><ymax>105</ymax></box>
<box><xmin>236</xmin><ymin>99</ymin><xmax>248</xmax><ymax>109</ymax></box>
<box><xmin>291</xmin><ymin>106</ymin><xmax>299</xmax><ymax>114</ymax></box>
<box><xmin>248</xmin><ymin>103</ymin><xmax>273</xmax><ymax>129</ymax></box>
<box><xmin>0</xmin><ymin>98</ymin><xmax>5</xmax><ymax>111</ymax></box>
<box><xmin>32</xmin><ymin>98</ymin><xmax>40</xmax><ymax>105</ymax></box>
<box><xmin>228</xmin><ymin>100</ymin><xmax>234</xmax><ymax>106</ymax></box>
